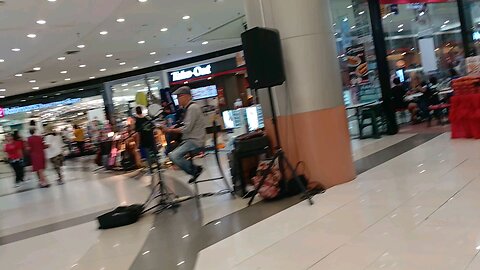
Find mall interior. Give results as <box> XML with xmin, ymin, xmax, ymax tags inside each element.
<box><xmin>2</xmin><ymin>0</ymin><xmax>480</xmax><ymax>269</ymax></box>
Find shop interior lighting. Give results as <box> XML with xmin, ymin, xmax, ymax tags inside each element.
<box><xmin>161</xmin><ymin>28</ymin><xmax>168</xmax><ymax>32</ymax></box>
<box><xmin>186</xmin><ymin>50</ymin><xmax>192</xmax><ymax>54</ymax></box>
<box><xmin>119</xmin><ymin>62</ymin><xmax>126</xmax><ymax>65</ymax></box>
<box><xmin>202</xmin><ymin>41</ymin><xmax>209</xmax><ymax>45</ymax></box>
<box><xmin>79</xmin><ymin>64</ymin><xmax>86</xmax><ymax>68</ymax></box>
<box><xmin>0</xmin><ymin>59</ymin><xmax>4</xmax><ymax>62</ymax></box>
<box><xmin>36</xmin><ymin>20</ymin><xmax>46</xmax><ymax>25</ymax></box>
<box><xmin>33</xmin><ymin>67</ymin><xmax>41</xmax><ymax>71</ymax></box>
<box><xmin>100</xmin><ymin>31</ymin><xmax>108</xmax><ymax>35</ymax></box>
<box><xmin>358</xmin><ymin>11</ymin><xmax>365</xmax><ymax>15</ymax></box>
<box><xmin>77</xmin><ymin>44</ymin><xmax>86</xmax><ymax>48</ymax></box>
<box><xmin>29</xmin><ymin>80</ymin><xmax>36</xmax><ymax>83</ymax></box>
<box><xmin>11</xmin><ymin>48</ymin><xmax>21</xmax><ymax>52</ymax></box>
<box><xmin>116</xmin><ymin>18</ymin><xmax>125</xmax><ymax>23</ymax></box>
<box><xmin>106</xmin><ymin>54</ymin><xmax>113</xmax><ymax>57</ymax></box>
<box><xmin>398</xmin><ymin>24</ymin><xmax>404</xmax><ymax>28</ymax></box>
<box><xmin>150</xmin><ymin>51</ymin><xmax>156</xmax><ymax>55</ymax></box>
<box><xmin>138</xmin><ymin>40</ymin><xmax>145</xmax><ymax>44</ymax></box>
<box><xmin>347</xmin><ymin>5</ymin><xmax>352</xmax><ymax>8</ymax></box>
<box><xmin>27</xmin><ymin>34</ymin><xmax>37</xmax><ymax>38</ymax></box>
<box><xmin>100</xmin><ymin>68</ymin><xmax>106</xmax><ymax>72</ymax></box>
<box><xmin>343</xmin><ymin>17</ymin><xmax>348</xmax><ymax>22</ymax></box>
<box><xmin>182</xmin><ymin>15</ymin><xmax>190</xmax><ymax>20</ymax></box>
<box><xmin>57</xmin><ymin>57</ymin><xmax>65</xmax><ymax>60</ymax></box>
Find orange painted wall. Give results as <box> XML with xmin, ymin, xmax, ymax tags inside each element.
<box><xmin>264</xmin><ymin>105</ymin><xmax>356</xmax><ymax>189</ymax></box>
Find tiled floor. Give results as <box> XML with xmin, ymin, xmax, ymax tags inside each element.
<box><xmin>195</xmin><ymin>133</ymin><xmax>480</xmax><ymax>270</ymax></box>
<box><xmin>3</xmin><ymin>133</ymin><xmax>478</xmax><ymax>270</ymax></box>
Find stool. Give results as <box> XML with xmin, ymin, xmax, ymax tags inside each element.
<box><xmin>188</xmin><ymin>122</ymin><xmax>234</xmax><ymax>206</ymax></box>
<box><xmin>359</xmin><ymin>104</ymin><xmax>386</xmax><ymax>139</ymax></box>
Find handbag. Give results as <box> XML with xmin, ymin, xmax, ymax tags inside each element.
<box><xmin>251</xmin><ymin>160</ymin><xmax>282</xmax><ymax>200</ymax></box>
<box><xmin>97</xmin><ymin>204</ymin><xmax>144</xmax><ymax>229</ymax></box>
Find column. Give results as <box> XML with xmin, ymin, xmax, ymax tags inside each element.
<box><xmin>244</xmin><ymin>0</ymin><xmax>356</xmax><ymax>188</ymax></box>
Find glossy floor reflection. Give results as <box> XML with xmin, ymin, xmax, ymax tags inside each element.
<box><xmin>196</xmin><ymin>133</ymin><xmax>480</xmax><ymax>270</ymax></box>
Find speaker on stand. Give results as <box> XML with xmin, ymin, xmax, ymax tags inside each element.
<box><xmin>241</xmin><ymin>27</ymin><xmax>315</xmax><ymax>206</ymax></box>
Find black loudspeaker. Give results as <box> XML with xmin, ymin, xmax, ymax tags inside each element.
<box><xmin>241</xmin><ymin>27</ymin><xmax>286</xmax><ymax>89</ymax></box>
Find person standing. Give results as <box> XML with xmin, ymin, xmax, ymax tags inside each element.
<box><xmin>134</xmin><ymin>106</ymin><xmax>157</xmax><ymax>165</ymax></box>
<box><xmin>27</xmin><ymin>129</ymin><xmax>49</xmax><ymax>188</ymax></box>
<box><xmin>161</xmin><ymin>86</ymin><xmax>207</xmax><ymax>183</ymax></box>
<box><xmin>44</xmin><ymin>125</ymin><xmax>65</xmax><ymax>185</ymax></box>
<box><xmin>3</xmin><ymin>133</ymin><xmax>25</xmax><ymax>187</ymax></box>
<box><xmin>73</xmin><ymin>124</ymin><xmax>86</xmax><ymax>156</ymax></box>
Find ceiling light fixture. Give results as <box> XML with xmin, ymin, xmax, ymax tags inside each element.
<box><xmin>27</xmin><ymin>33</ymin><xmax>37</xmax><ymax>38</ymax></box>
<box><xmin>65</xmin><ymin>78</ymin><xmax>71</xmax><ymax>81</ymax></box>
<box><xmin>106</xmin><ymin>54</ymin><xmax>113</xmax><ymax>58</ymax></box>
<box><xmin>29</xmin><ymin>80</ymin><xmax>36</xmax><ymax>83</ymax></box>
<box><xmin>150</xmin><ymin>51</ymin><xmax>156</xmax><ymax>55</ymax></box>
<box><xmin>154</xmin><ymin>60</ymin><xmax>160</xmax><ymax>64</ymax></box>
<box><xmin>15</xmin><ymin>73</ymin><xmax>22</xmax><ymax>77</ymax></box>
<box><xmin>89</xmin><ymin>76</ymin><xmax>95</xmax><ymax>79</ymax></box>
<box><xmin>60</xmin><ymin>70</ymin><xmax>67</xmax><ymax>74</ymax></box>
<box><xmin>182</xmin><ymin>15</ymin><xmax>190</xmax><ymax>20</ymax></box>
<box><xmin>11</xmin><ymin>48</ymin><xmax>21</xmax><ymax>52</ymax></box>
<box><xmin>119</xmin><ymin>62</ymin><xmax>126</xmax><ymax>65</ymax></box>
<box><xmin>32</xmin><ymin>86</ymin><xmax>40</xmax><ymax>90</ymax></box>
<box><xmin>116</xmin><ymin>18</ymin><xmax>125</xmax><ymax>23</ymax></box>
<box><xmin>77</xmin><ymin>44</ymin><xmax>86</xmax><ymax>48</ymax></box>
<box><xmin>132</xmin><ymin>66</ymin><xmax>139</xmax><ymax>69</ymax></box>
<box><xmin>138</xmin><ymin>40</ymin><xmax>145</xmax><ymax>44</ymax></box>
<box><xmin>398</xmin><ymin>24</ymin><xmax>404</xmax><ymax>28</ymax></box>
<box><xmin>186</xmin><ymin>50</ymin><xmax>192</xmax><ymax>54</ymax></box>
<box><xmin>48</xmin><ymin>0</ymin><xmax>57</xmax><ymax>2</ymax></box>
<box><xmin>33</xmin><ymin>67</ymin><xmax>41</xmax><ymax>71</ymax></box>
<box><xmin>122</xmin><ymin>83</ymin><xmax>128</xmax><ymax>87</ymax></box>
<box><xmin>57</xmin><ymin>56</ymin><xmax>65</xmax><ymax>60</ymax></box>
<box><xmin>99</xmin><ymin>31</ymin><xmax>108</xmax><ymax>35</ymax></box>
<box><xmin>161</xmin><ymin>28</ymin><xmax>168</xmax><ymax>32</ymax></box>
<box><xmin>398</xmin><ymin>28</ymin><xmax>404</xmax><ymax>32</ymax></box>
<box><xmin>202</xmin><ymin>41</ymin><xmax>209</xmax><ymax>45</ymax></box>
<box><xmin>0</xmin><ymin>59</ymin><xmax>4</xmax><ymax>63</ymax></box>
<box><xmin>444</xmin><ymin>20</ymin><xmax>450</xmax><ymax>24</ymax></box>
<box><xmin>358</xmin><ymin>11</ymin><xmax>365</xmax><ymax>15</ymax></box>
<box><xmin>0</xmin><ymin>96</ymin><xmax>5</xmax><ymax>99</ymax></box>
<box><xmin>79</xmin><ymin>64</ymin><xmax>86</xmax><ymax>68</ymax></box>
<box><xmin>100</xmin><ymin>68</ymin><xmax>106</xmax><ymax>72</ymax></box>
<box><xmin>138</xmin><ymin>0</ymin><xmax>148</xmax><ymax>2</ymax></box>
<box><xmin>0</xmin><ymin>89</ymin><xmax>5</xmax><ymax>92</ymax></box>
<box><xmin>347</xmin><ymin>5</ymin><xmax>353</xmax><ymax>8</ymax></box>
<box><xmin>36</xmin><ymin>19</ymin><xmax>46</xmax><ymax>25</ymax></box>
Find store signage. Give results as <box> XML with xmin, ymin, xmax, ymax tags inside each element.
<box><xmin>346</xmin><ymin>44</ymin><xmax>369</xmax><ymax>85</ymax></box>
<box><xmin>171</xmin><ymin>64</ymin><xmax>212</xmax><ymax>82</ymax></box>
<box><xmin>3</xmin><ymin>98</ymin><xmax>81</xmax><ymax>116</ymax></box>
<box><xmin>0</xmin><ymin>108</ymin><xmax>4</xmax><ymax>118</ymax></box>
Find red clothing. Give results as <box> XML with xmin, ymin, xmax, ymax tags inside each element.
<box><xmin>27</xmin><ymin>135</ymin><xmax>46</xmax><ymax>172</ymax></box>
<box><xmin>4</xmin><ymin>141</ymin><xmax>23</xmax><ymax>160</ymax></box>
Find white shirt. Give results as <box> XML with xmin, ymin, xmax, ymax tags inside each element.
<box><xmin>45</xmin><ymin>134</ymin><xmax>64</xmax><ymax>159</ymax></box>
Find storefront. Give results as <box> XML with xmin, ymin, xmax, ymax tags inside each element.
<box><xmin>330</xmin><ymin>0</ymin><xmax>480</xmax><ymax>136</ymax></box>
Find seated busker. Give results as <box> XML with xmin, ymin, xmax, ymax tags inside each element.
<box><xmin>160</xmin><ymin>86</ymin><xmax>207</xmax><ymax>183</ymax></box>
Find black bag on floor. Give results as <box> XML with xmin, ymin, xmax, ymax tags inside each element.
<box><xmin>97</xmin><ymin>204</ymin><xmax>144</xmax><ymax>230</ymax></box>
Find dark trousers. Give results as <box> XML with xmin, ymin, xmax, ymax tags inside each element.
<box><xmin>10</xmin><ymin>160</ymin><xmax>24</xmax><ymax>183</ymax></box>
<box><xmin>76</xmin><ymin>141</ymin><xmax>85</xmax><ymax>156</ymax></box>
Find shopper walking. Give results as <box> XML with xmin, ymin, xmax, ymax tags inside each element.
<box><xmin>27</xmin><ymin>129</ymin><xmax>50</xmax><ymax>188</ymax></box>
<box><xmin>3</xmin><ymin>133</ymin><xmax>25</xmax><ymax>187</ymax></box>
<box><xmin>73</xmin><ymin>124</ymin><xmax>86</xmax><ymax>156</ymax></box>
<box><xmin>44</xmin><ymin>125</ymin><xmax>65</xmax><ymax>185</ymax></box>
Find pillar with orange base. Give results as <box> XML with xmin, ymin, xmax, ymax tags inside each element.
<box><xmin>244</xmin><ymin>0</ymin><xmax>356</xmax><ymax>188</ymax></box>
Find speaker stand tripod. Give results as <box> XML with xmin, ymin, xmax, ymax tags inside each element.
<box><xmin>248</xmin><ymin>87</ymin><xmax>315</xmax><ymax>206</ymax></box>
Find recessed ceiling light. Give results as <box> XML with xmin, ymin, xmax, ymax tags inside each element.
<box><xmin>138</xmin><ymin>0</ymin><xmax>148</xmax><ymax>2</ymax></box>
<box><xmin>186</xmin><ymin>50</ymin><xmax>192</xmax><ymax>54</ymax></box>
<box><xmin>138</xmin><ymin>40</ymin><xmax>145</xmax><ymax>44</ymax></box>
<box><xmin>15</xmin><ymin>73</ymin><xmax>22</xmax><ymax>77</ymax></box>
<box><xmin>33</xmin><ymin>67</ymin><xmax>41</xmax><ymax>71</ymax></box>
<box><xmin>27</xmin><ymin>34</ymin><xmax>37</xmax><ymax>38</ymax></box>
<box><xmin>65</xmin><ymin>78</ymin><xmax>71</xmax><ymax>81</ymax></box>
<box><xmin>202</xmin><ymin>41</ymin><xmax>209</xmax><ymax>45</ymax></box>
<box><xmin>78</xmin><ymin>64</ymin><xmax>86</xmax><ymax>68</ymax></box>
<box><xmin>32</xmin><ymin>86</ymin><xmax>39</xmax><ymax>90</ymax></box>
<box><xmin>57</xmin><ymin>56</ymin><xmax>66</xmax><ymax>60</ymax></box>
<box><xmin>154</xmin><ymin>60</ymin><xmax>160</xmax><ymax>64</ymax></box>
<box><xmin>11</xmin><ymin>48</ymin><xmax>21</xmax><ymax>52</ymax></box>
<box><xmin>150</xmin><ymin>51</ymin><xmax>156</xmax><ymax>55</ymax></box>
<box><xmin>48</xmin><ymin>0</ymin><xmax>57</xmax><ymax>2</ymax></box>
<box><xmin>0</xmin><ymin>59</ymin><xmax>4</xmax><ymax>63</ymax></box>
<box><xmin>89</xmin><ymin>76</ymin><xmax>95</xmax><ymax>79</ymax></box>
<box><xmin>119</xmin><ymin>62</ymin><xmax>126</xmax><ymax>65</ymax></box>
<box><xmin>0</xmin><ymin>96</ymin><xmax>5</xmax><ymax>99</ymax></box>
<box><xmin>77</xmin><ymin>44</ymin><xmax>86</xmax><ymax>48</ymax></box>
<box><xmin>60</xmin><ymin>70</ymin><xmax>67</xmax><ymax>74</ymax></box>
<box><xmin>116</xmin><ymin>18</ymin><xmax>125</xmax><ymax>23</ymax></box>
<box><xmin>0</xmin><ymin>89</ymin><xmax>5</xmax><ymax>92</ymax></box>
<box><xmin>100</xmin><ymin>31</ymin><xmax>108</xmax><ymax>35</ymax></box>
<box><xmin>29</xmin><ymin>80</ymin><xmax>36</xmax><ymax>83</ymax></box>
<box><xmin>100</xmin><ymin>68</ymin><xmax>106</xmax><ymax>72</ymax></box>
<box><xmin>161</xmin><ymin>28</ymin><xmax>168</xmax><ymax>32</ymax></box>
<box><xmin>106</xmin><ymin>54</ymin><xmax>113</xmax><ymax>58</ymax></box>
<box><xmin>122</xmin><ymin>83</ymin><xmax>128</xmax><ymax>87</ymax></box>
<box><xmin>347</xmin><ymin>4</ymin><xmax>353</xmax><ymax>8</ymax></box>
<box><xmin>36</xmin><ymin>19</ymin><xmax>46</xmax><ymax>25</ymax></box>
<box><xmin>182</xmin><ymin>15</ymin><xmax>190</xmax><ymax>20</ymax></box>
<box><xmin>132</xmin><ymin>66</ymin><xmax>139</xmax><ymax>69</ymax></box>
<box><xmin>79</xmin><ymin>88</ymin><xmax>84</xmax><ymax>91</ymax></box>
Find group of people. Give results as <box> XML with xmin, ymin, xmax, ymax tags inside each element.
<box><xmin>391</xmin><ymin>74</ymin><xmax>444</xmax><ymax>124</ymax></box>
<box><xmin>3</xmin><ymin>124</ymin><xmax>65</xmax><ymax>189</ymax></box>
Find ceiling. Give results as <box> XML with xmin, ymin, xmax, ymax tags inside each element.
<box><xmin>0</xmin><ymin>0</ymin><xmax>245</xmax><ymax>98</ymax></box>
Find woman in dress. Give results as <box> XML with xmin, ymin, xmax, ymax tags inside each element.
<box><xmin>27</xmin><ymin>129</ymin><xmax>50</xmax><ymax>188</ymax></box>
<box><xmin>3</xmin><ymin>133</ymin><xmax>25</xmax><ymax>187</ymax></box>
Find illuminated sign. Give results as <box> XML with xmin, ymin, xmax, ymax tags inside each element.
<box><xmin>170</xmin><ymin>64</ymin><xmax>212</xmax><ymax>82</ymax></box>
<box><xmin>2</xmin><ymin>98</ymin><xmax>81</xmax><ymax>116</ymax></box>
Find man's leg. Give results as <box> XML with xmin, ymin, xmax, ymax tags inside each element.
<box><xmin>168</xmin><ymin>141</ymin><xmax>198</xmax><ymax>176</ymax></box>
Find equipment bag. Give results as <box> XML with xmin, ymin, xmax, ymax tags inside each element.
<box><xmin>97</xmin><ymin>204</ymin><xmax>144</xmax><ymax>230</ymax></box>
<box><xmin>252</xmin><ymin>160</ymin><xmax>282</xmax><ymax>200</ymax></box>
